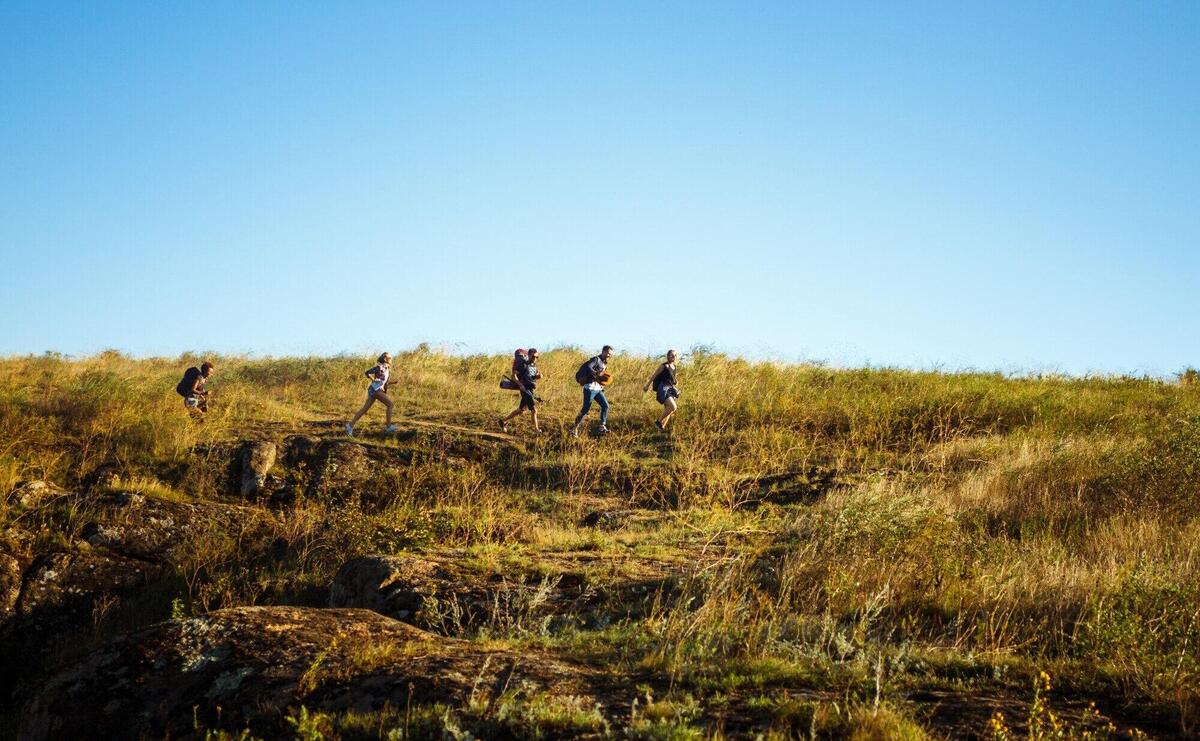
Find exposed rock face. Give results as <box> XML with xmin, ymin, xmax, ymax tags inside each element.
<box><xmin>0</xmin><ymin>543</ymin><xmax>22</xmax><ymax>625</ymax></box>
<box><xmin>7</xmin><ymin>481</ymin><xmax>70</xmax><ymax>509</ymax></box>
<box><xmin>13</xmin><ymin>549</ymin><xmax>166</xmax><ymax>641</ymax></box>
<box><xmin>80</xmin><ymin>490</ymin><xmax>275</xmax><ymax>564</ymax></box>
<box><xmin>2</xmin><ymin>492</ymin><xmax>278</xmax><ymax>694</ymax></box>
<box><xmin>328</xmin><ymin>554</ymin><xmax>594</xmax><ymax>635</ymax></box>
<box><xmin>329</xmin><ymin>554</ymin><xmax>441</xmax><ymax>620</ymax></box>
<box><xmin>309</xmin><ymin>440</ymin><xmax>391</xmax><ymax>501</ymax></box>
<box><xmin>239</xmin><ymin>441</ymin><xmax>277</xmax><ymax>498</ymax></box>
<box><xmin>19</xmin><ymin>606</ymin><xmax>606</xmax><ymax>741</ymax></box>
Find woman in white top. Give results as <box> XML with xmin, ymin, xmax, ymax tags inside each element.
<box><xmin>346</xmin><ymin>352</ymin><xmax>396</xmax><ymax>436</ymax></box>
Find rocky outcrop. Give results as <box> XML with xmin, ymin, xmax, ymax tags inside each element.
<box><xmin>6</xmin><ymin>480</ymin><xmax>71</xmax><ymax>509</ymax></box>
<box><xmin>328</xmin><ymin>553</ymin><xmax>607</xmax><ymax>636</ymax></box>
<box><xmin>329</xmin><ymin>554</ymin><xmax>442</xmax><ymax>620</ymax></box>
<box><xmin>306</xmin><ymin>440</ymin><xmax>412</xmax><ymax>503</ymax></box>
<box><xmin>80</xmin><ymin>491</ymin><xmax>275</xmax><ymax>564</ymax></box>
<box><xmin>0</xmin><ymin>539</ymin><xmax>23</xmax><ymax>625</ymax></box>
<box><xmin>1</xmin><ymin>491</ymin><xmax>280</xmax><ymax>697</ymax></box>
<box><xmin>12</xmin><ymin>549</ymin><xmax>165</xmax><ymax>641</ymax></box>
<box><xmin>20</xmin><ymin>606</ymin><xmax>608</xmax><ymax>741</ymax></box>
<box><xmin>239</xmin><ymin>441</ymin><xmax>277</xmax><ymax>498</ymax></box>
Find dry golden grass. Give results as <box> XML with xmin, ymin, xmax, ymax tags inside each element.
<box><xmin>2</xmin><ymin>348</ymin><xmax>1198</xmax><ymax>736</ymax></box>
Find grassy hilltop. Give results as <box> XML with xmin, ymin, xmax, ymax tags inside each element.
<box><xmin>1</xmin><ymin>348</ymin><xmax>1198</xmax><ymax>739</ymax></box>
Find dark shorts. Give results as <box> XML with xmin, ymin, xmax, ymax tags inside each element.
<box><xmin>656</xmin><ymin>386</ymin><xmax>680</xmax><ymax>405</ymax></box>
<box><xmin>519</xmin><ymin>389</ymin><xmax>537</xmax><ymax>411</ymax></box>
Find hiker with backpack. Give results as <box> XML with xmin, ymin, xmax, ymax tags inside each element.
<box><xmin>498</xmin><ymin>348</ymin><xmax>542</xmax><ymax>432</ymax></box>
<box><xmin>643</xmin><ymin>349</ymin><xmax>681</xmax><ymax>430</ymax></box>
<box><xmin>346</xmin><ymin>352</ymin><xmax>397</xmax><ymax>436</ymax></box>
<box><xmin>569</xmin><ymin>345</ymin><xmax>614</xmax><ymax>438</ymax></box>
<box><xmin>176</xmin><ymin>361</ymin><xmax>214</xmax><ymax>413</ymax></box>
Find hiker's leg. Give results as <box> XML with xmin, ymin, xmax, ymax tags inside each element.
<box><xmin>531</xmin><ymin>406</ymin><xmax>540</xmax><ymax>431</ymax></box>
<box><xmin>595</xmin><ymin>391</ymin><xmax>609</xmax><ymax>426</ymax></box>
<box><xmin>350</xmin><ymin>393</ymin><xmax>375</xmax><ymax>425</ymax></box>
<box><xmin>502</xmin><ymin>406</ymin><xmax>523</xmax><ymax>423</ymax></box>
<box><xmin>376</xmin><ymin>391</ymin><xmax>394</xmax><ymax>425</ymax></box>
<box><xmin>574</xmin><ymin>388</ymin><xmax>595</xmax><ymax>426</ymax></box>
<box><xmin>660</xmin><ymin>396</ymin><xmax>677</xmax><ymax>427</ymax></box>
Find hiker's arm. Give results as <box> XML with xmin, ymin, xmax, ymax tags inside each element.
<box><xmin>644</xmin><ymin>364</ymin><xmax>663</xmax><ymax>392</ymax></box>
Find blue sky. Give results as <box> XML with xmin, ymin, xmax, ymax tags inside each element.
<box><xmin>2</xmin><ymin>2</ymin><xmax>1197</xmax><ymax>374</ymax></box>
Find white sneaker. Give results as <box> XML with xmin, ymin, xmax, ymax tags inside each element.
<box><xmin>345</xmin><ymin>424</ymin><xmax>354</xmax><ymax>437</ymax></box>
<box><xmin>385</xmin><ymin>424</ymin><xmax>398</xmax><ymax>433</ymax></box>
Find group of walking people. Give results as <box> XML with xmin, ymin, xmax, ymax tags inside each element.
<box><xmin>176</xmin><ymin>347</ymin><xmax>681</xmax><ymax>438</ymax></box>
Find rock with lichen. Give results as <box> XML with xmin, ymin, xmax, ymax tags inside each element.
<box><xmin>19</xmin><ymin>606</ymin><xmax>607</xmax><ymax>740</ymax></box>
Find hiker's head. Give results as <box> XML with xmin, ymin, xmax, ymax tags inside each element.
<box><xmin>666</xmin><ymin>349</ymin><xmax>677</xmax><ymax>363</ymax></box>
<box><xmin>527</xmin><ymin>348</ymin><xmax>539</xmax><ymax>361</ymax></box>
<box><xmin>378</xmin><ymin>352</ymin><xmax>392</xmax><ymax>365</ymax></box>
<box><xmin>600</xmin><ymin>345</ymin><xmax>614</xmax><ymax>361</ymax></box>
<box><xmin>200</xmin><ymin>361</ymin><xmax>214</xmax><ymax>377</ymax></box>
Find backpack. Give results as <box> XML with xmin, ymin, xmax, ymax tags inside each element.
<box><xmin>176</xmin><ymin>367</ymin><xmax>201</xmax><ymax>397</ymax></box>
<box><xmin>575</xmin><ymin>357</ymin><xmax>597</xmax><ymax>385</ymax></box>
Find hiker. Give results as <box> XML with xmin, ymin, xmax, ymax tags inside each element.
<box><xmin>176</xmin><ymin>361</ymin><xmax>214</xmax><ymax>413</ymax></box>
<box><xmin>643</xmin><ymin>349</ymin><xmax>681</xmax><ymax>430</ymax></box>
<box><xmin>346</xmin><ymin>352</ymin><xmax>396</xmax><ymax>436</ymax></box>
<box><xmin>499</xmin><ymin>348</ymin><xmax>542</xmax><ymax>432</ymax></box>
<box><xmin>570</xmin><ymin>345</ymin><xmax>614</xmax><ymax>438</ymax></box>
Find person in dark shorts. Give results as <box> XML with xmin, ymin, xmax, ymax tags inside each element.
<box><xmin>570</xmin><ymin>345</ymin><xmax>614</xmax><ymax>438</ymax></box>
<box><xmin>176</xmin><ymin>361</ymin><xmax>215</xmax><ymax>413</ymax></box>
<box><xmin>643</xmin><ymin>349</ymin><xmax>680</xmax><ymax>430</ymax></box>
<box><xmin>499</xmin><ymin>348</ymin><xmax>542</xmax><ymax>432</ymax></box>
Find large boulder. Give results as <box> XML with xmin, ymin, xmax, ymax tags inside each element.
<box><xmin>12</xmin><ymin>549</ymin><xmax>165</xmax><ymax>641</ymax></box>
<box><xmin>79</xmin><ymin>491</ymin><xmax>275</xmax><ymax>564</ymax></box>
<box><xmin>19</xmin><ymin>606</ymin><xmax>608</xmax><ymax>741</ymax></box>
<box><xmin>329</xmin><ymin>554</ymin><xmax>442</xmax><ymax>620</ymax></box>
<box><xmin>1</xmin><ymin>492</ymin><xmax>278</xmax><ymax>695</ymax></box>
<box><xmin>239</xmin><ymin>441</ymin><xmax>277</xmax><ymax>498</ymax></box>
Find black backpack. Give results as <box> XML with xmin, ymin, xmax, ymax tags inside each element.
<box><xmin>176</xmin><ymin>367</ymin><xmax>201</xmax><ymax>397</ymax></box>
<box><xmin>575</xmin><ymin>357</ymin><xmax>596</xmax><ymax>385</ymax></box>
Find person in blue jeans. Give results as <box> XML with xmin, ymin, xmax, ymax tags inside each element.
<box><xmin>570</xmin><ymin>345</ymin><xmax>614</xmax><ymax>437</ymax></box>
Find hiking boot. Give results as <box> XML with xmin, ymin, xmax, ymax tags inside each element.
<box><xmin>598</xmin><ymin>425</ymin><xmax>610</xmax><ymax>436</ymax></box>
<box><xmin>568</xmin><ymin>426</ymin><xmax>579</xmax><ymax>438</ymax></box>
<box><xmin>385</xmin><ymin>424</ymin><xmax>398</xmax><ymax>433</ymax></box>
<box><xmin>497</xmin><ymin>418</ymin><xmax>508</xmax><ymax>433</ymax></box>
<box><xmin>345</xmin><ymin>423</ymin><xmax>354</xmax><ymax>437</ymax></box>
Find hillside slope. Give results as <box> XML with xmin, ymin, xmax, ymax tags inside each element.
<box><xmin>1</xmin><ymin>350</ymin><xmax>1197</xmax><ymax>739</ymax></box>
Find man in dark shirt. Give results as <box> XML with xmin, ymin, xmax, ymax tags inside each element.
<box><xmin>176</xmin><ymin>361</ymin><xmax>214</xmax><ymax>413</ymax></box>
<box><xmin>499</xmin><ymin>348</ymin><xmax>542</xmax><ymax>432</ymax></box>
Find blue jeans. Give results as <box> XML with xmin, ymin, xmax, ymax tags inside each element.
<box><xmin>575</xmin><ymin>387</ymin><xmax>609</xmax><ymax>426</ymax></box>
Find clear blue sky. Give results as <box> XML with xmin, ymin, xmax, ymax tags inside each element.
<box><xmin>2</xmin><ymin>2</ymin><xmax>1197</xmax><ymax>374</ymax></box>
